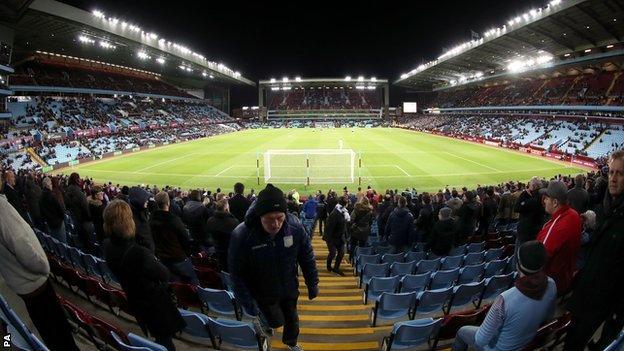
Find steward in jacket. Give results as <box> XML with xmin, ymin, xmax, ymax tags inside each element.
<box><xmin>229</xmin><ymin>184</ymin><xmax>318</xmax><ymax>349</ymax></box>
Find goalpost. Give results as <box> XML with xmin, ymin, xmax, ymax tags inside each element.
<box><xmin>263</xmin><ymin>149</ymin><xmax>356</xmax><ymax>185</ymax></box>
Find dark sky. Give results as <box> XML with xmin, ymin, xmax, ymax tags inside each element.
<box><xmin>59</xmin><ymin>0</ymin><xmax>544</xmax><ymax>107</ymax></box>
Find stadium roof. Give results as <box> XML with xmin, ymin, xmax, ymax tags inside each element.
<box><xmin>395</xmin><ymin>0</ymin><xmax>624</xmax><ymax>91</ymax></box>
<box><xmin>1</xmin><ymin>0</ymin><xmax>255</xmax><ymax>87</ymax></box>
<box><xmin>259</xmin><ymin>77</ymin><xmax>388</xmax><ymax>86</ymax></box>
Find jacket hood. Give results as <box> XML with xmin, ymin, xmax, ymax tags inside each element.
<box><xmin>128</xmin><ymin>187</ymin><xmax>151</xmax><ymax>210</ymax></box>
<box><xmin>394</xmin><ymin>207</ymin><xmax>411</xmax><ymax>217</ymax></box>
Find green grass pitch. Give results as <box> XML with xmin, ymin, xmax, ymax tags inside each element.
<box><xmin>54</xmin><ymin>128</ymin><xmax>587</xmax><ymax>193</ymax></box>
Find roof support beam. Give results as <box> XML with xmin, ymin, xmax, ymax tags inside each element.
<box><xmin>547</xmin><ymin>16</ymin><xmax>597</xmax><ymax>47</ymax></box>
<box><xmin>576</xmin><ymin>5</ymin><xmax>622</xmax><ymax>42</ymax></box>
<box><xmin>530</xmin><ymin>26</ymin><xmax>575</xmax><ymax>51</ymax></box>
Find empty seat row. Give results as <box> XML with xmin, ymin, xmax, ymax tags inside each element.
<box><xmin>370</xmin><ymin>273</ymin><xmax>515</xmax><ymax>327</ymax></box>
<box><xmin>0</xmin><ymin>294</ymin><xmax>49</xmax><ymax>351</ymax></box>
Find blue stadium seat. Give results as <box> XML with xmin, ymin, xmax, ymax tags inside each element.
<box><xmin>382</xmin><ymin>253</ymin><xmax>405</xmax><ymax>265</ymax></box>
<box><xmin>399</xmin><ymin>273</ymin><xmax>431</xmax><ymax>294</ymax></box>
<box><xmin>458</xmin><ymin>263</ymin><xmax>486</xmax><ymax>285</ymax></box>
<box><xmin>446</xmin><ymin>281</ymin><xmax>486</xmax><ymax>314</ymax></box>
<box><xmin>404</xmin><ymin>251</ymin><xmax>426</xmax><ymax>263</ymax></box>
<box><xmin>207</xmin><ymin>317</ymin><xmax>269</xmax><ymax>350</ymax></box>
<box><xmin>429</xmin><ymin>268</ymin><xmax>460</xmax><ymax>290</ymax></box>
<box><xmin>413</xmin><ymin>287</ymin><xmax>452</xmax><ymax>318</ymax></box>
<box><xmin>484</xmin><ymin>259</ymin><xmax>508</xmax><ymax>278</ymax></box>
<box><xmin>484</xmin><ymin>247</ymin><xmax>504</xmax><ymax>262</ymax></box>
<box><xmin>128</xmin><ymin>333</ymin><xmax>168</xmax><ymax>351</ymax></box>
<box><xmin>197</xmin><ymin>287</ymin><xmax>241</xmax><ymax>320</ymax></box>
<box><xmin>220</xmin><ymin>271</ymin><xmax>234</xmax><ymax>292</ymax></box>
<box><xmin>370</xmin><ymin>292</ymin><xmax>417</xmax><ymax>327</ymax></box>
<box><xmin>352</xmin><ymin>246</ymin><xmax>374</xmax><ymax>264</ymax></box>
<box><xmin>354</xmin><ymin>254</ymin><xmax>380</xmax><ymax>276</ymax></box>
<box><xmin>603</xmin><ymin>329</ymin><xmax>624</xmax><ymax>351</ymax></box>
<box><xmin>467</xmin><ymin>242</ymin><xmax>486</xmax><ymax>253</ymax></box>
<box><xmin>380</xmin><ymin>317</ymin><xmax>442</xmax><ymax>351</ymax></box>
<box><xmin>463</xmin><ymin>251</ymin><xmax>485</xmax><ymax>266</ymax></box>
<box><xmin>359</xmin><ymin>263</ymin><xmax>390</xmax><ymax>288</ymax></box>
<box><xmin>111</xmin><ymin>332</ymin><xmax>152</xmax><ymax>351</ymax></box>
<box><xmin>178</xmin><ymin>310</ymin><xmax>215</xmax><ymax>346</ymax></box>
<box><xmin>440</xmin><ymin>255</ymin><xmax>463</xmax><ymax>270</ymax></box>
<box><xmin>364</xmin><ymin>276</ymin><xmax>401</xmax><ymax>304</ymax></box>
<box><xmin>449</xmin><ymin>244</ymin><xmax>467</xmax><ymax>256</ymax></box>
<box><xmin>479</xmin><ymin>272</ymin><xmax>515</xmax><ymax>307</ymax></box>
<box><xmin>82</xmin><ymin>254</ymin><xmax>103</xmax><ymax>279</ymax></box>
<box><xmin>98</xmin><ymin>260</ymin><xmax>119</xmax><ymax>285</ymax></box>
<box><xmin>415</xmin><ymin>258</ymin><xmax>441</xmax><ymax>274</ymax></box>
<box><xmin>375</xmin><ymin>245</ymin><xmax>393</xmax><ymax>256</ymax></box>
<box><xmin>390</xmin><ymin>261</ymin><xmax>416</xmax><ymax>277</ymax></box>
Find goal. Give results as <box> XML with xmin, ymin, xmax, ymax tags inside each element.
<box><xmin>263</xmin><ymin>149</ymin><xmax>356</xmax><ymax>184</ymax></box>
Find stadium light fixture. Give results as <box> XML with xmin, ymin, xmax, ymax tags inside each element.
<box><xmin>355</xmin><ymin>85</ymin><xmax>366</xmax><ymax>90</ymax></box>
<box><xmin>270</xmin><ymin>87</ymin><xmax>280</xmax><ymax>91</ymax></box>
<box><xmin>357</xmin><ymin>76</ymin><xmax>364</xmax><ymax>81</ymax></box>
<box><xmin>371</xmin><ymin>77</ymin><xmax>377</xmax><ymax>82</ymax></box>
<box><xmin>584</xmin><ymin>49</ymin><xmax>592</xmax><ymax>53</ymax></box>
<box><xmin>202</xmin><ymin>71</ymin><xmax>208</xmax><ymax>77</ymax></box>
<box><xmin>234</xmin><ymin>71</ymin><xmax>241</xmax><ymax>77</ymax></box>
<box><xmin>549</xmin><ymin>0</ymin><xmax>561</xmax><ymax>5</ymax></box>
<box><xmin>606</xmin><ymin>44</ymin><xmax>614</xmax><ymax>49</ymax></box>
<box><xmin>98</xmin><ymin>40</ymin><xmax>116</xmax><ymax>49</ymax></box>
<box><xmin>345</xmin><ymin>76</ymin><xmax>352</xmax><ymax>81</ymax></box>
<box><xmin>295</xmin><ymin>76</ymin><xmax>302</xmax><ymax>82</ymax></box>
<box><xmin>137</xmin><ymin>51</ymin><xmax>150</xmax><ymax>60</ymax></box>
<box><xmin>366</xmin><ymin>85</ymin><xmax>376</xmax><ymax>90</ymax></box>
<box><xmin>282</xmin><ymin>86</ymin><xmax>292</xmax><ymax>91</ymax></box>
<box><xmin>282</xmin><ymin>77</ymin><xmax>289</xmax><ymax>82</ymax></box>
<box><xmin>156</xmin><ymin>57</ymin><xmax>165</xmax><ymax>64</ymax></box>
<box><xmin>209</xmin><ymin>74</ymin><xmax>214</xmax><ymax>79</ymax></box>
<box><xmin>78</xmin><ymin>35</ymin><xmax>95</xmax><ymax>44</ymax></box>
<box><xmin>92</xmin><ymin>10</ymin><xmax>105</xmax><ymax>18</ymax></box>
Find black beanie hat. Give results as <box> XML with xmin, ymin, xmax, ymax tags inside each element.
<box><xmin>517</xmin><ymin>240</ymin><xmax>547</xmax><ymax>275</ymax></box>
<box><xmin>255</xmin><ymin>184</ymin><xmax>287</xmax><ymax>216</ymax></box>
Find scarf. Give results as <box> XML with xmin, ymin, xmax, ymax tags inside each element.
<box><xmin>514</xmin><ymin>271</ymin><xmax>548</xmax><ymax>300</ymax></box>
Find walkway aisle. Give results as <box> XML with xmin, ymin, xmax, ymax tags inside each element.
<box><xmin>271</xmin><ymin>231</ymin><xmax>390</xmax><ymax>351</ymax></box>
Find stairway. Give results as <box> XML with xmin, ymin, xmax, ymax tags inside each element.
<box><xmin>270</xmin><ymin>233</ymin><xmax>390</xmax><ymax>350</ymax></box>
<box><xmin>26</xmin><ymin>147</ymin><xmax>48</xmax><ymax>167</ymax></box>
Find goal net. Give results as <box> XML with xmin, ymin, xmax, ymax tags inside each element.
<box><xmin>263</xmin><ymin>149</ymin><xmax>356</xmax><ymax>184</ymax></box>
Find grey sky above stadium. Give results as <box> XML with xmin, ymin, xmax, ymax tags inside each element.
<box><xmin>57</xmin><ymin>0</ymin><xmax>545</xmax><ymax>106</ymax></box>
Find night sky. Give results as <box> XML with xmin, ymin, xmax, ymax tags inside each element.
<box><xmin>59</xmin><ymin>0</ymin><xmax>545</xmax><ymax>107</ymax></box>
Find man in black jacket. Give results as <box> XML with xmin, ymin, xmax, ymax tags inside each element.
<box><xmin>129</xmin><ymin>186</ymin><xmax>155</xmax><ymax>253</ymax></box>
<box><xmin>324</xmin><ymin>196</ymin><xmax>350</xmax><ymax>276</ymax></box>
<box><xmin>385</xmin><ymin>196</ymin><xmax>415</xmax><ymax>253</ymax></box>
<box><xmin>40</xmin><ymin>177</ymin><xmax>67</xmax><ymax>242</ymax></box>
<box><xmin>229</xmin><ymin>184</ymin><xmax>318</xmax><ymax>351</ymax></box>
<box><xmin>150</xmin><ymin>191</ymin><xmax>198</xmax><ymax>285</ymax></box>
<box><xmin>229</xmin><ymin>182</ymin><xmax>250</xmax><ymax>223</ymax></box>
<box><xmin>565</xmin><ymin>150</ymin><xmax>624</xmax><ymax>350</ymax></box>
<box><xmin>515</xmin><ymin>177</ymin><xmax>545</xmax><ymax>246</ymax></box>
<box><xmin>183</xmin><ymin>189</ymin><xmax>213</xmax><ymax>251</ymax></box>
<box><xmin>206</xmin><ymin>197</ymin><xmax>239</xmax><ymax>272</ymax></box>
<box><xmin>567</xmin><ymin>174</ymin><xmax>590</xmax><ymax>214</ymax></box>
<box><xmin>428</xmin><ymin>207</ymin><xmax>457</xmax><ymax>256</ymax></box>
<box><xmin>64</xmin><ymin>172</ymin><xmax>95</xmax><ymax>253</ymax></box>
<box><xmin>2</xmin><ymin>170</ymin><xmax>28</xmax><ymax>221</ymax></box>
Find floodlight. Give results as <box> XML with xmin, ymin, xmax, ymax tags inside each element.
<box><xmin>270</xmin><ymin>78</ymin><xmax>276</xmax><ymax>83</ymax></box>
<box><xmin>345</xmin><ymin>76</ymin><xmax>352</xmax><ymax>81</ymax></box>
<box><xmin>137</xmin><ymin>51</ymin><xmax>150</xmax><ymax>60</ymax></box>
<box><xmin>584</xmin><ymin>49</ymin><xmax>591</xmax><ymax>53</ymax></box>
<box><xmin>92</xmin><ymin>10</ymin><xmax>104</xmax><ymax>18</ymax></box>
<box><xmin>357</xmin><ymin>76</ymin><xmax>364</xmax><ymax>81</ymax></box>
<box><xmin>400</xmin><ymin>74</ymin><xmax>408</xmax><ymax>79</ymax></box>
<box><xmin>209</xmin><ymin>75</ymin><xmax>214</xmax><ymax>79</ymax></box>
<box><xmin>270</xmin><ymin>87</ymin><xmax>280</xmax><ymax>91</ymax></box>
<box><xmin>295</xmin><ymin>76</ymin><xmax>302</xmax><ymax>82</ymax></box>
<box><xmin>371</xmin><ymin>77</ymin><xmax>377</xmax><ymax>81</ymax></box>
<box><xmin>202</xmin><ymin>71</ymin><xmax>208</xmax><ymax>77</ymax></box>
<box><xmin>282</xmin><ymin>77</ymin><xmax>289</xmax><ymax>82</ymax></box>
<box><xmin>366</xmin><ymin>86</ymin><xmax>375</xmax><ymax>90</ymax></box>
<box><xmin>99</xmin><ymin>41</ymin><xmax>116</xmax><ymax>49</ymax></box>
<box><xmin>156</xmin><ymin>57</ymin><xmax>165</xmax><ymax>64</ymax></box>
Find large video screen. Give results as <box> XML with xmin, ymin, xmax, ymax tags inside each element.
<box><xmin>403</xmin><ymin>102</ymin><xmax>417</xmax><ymax>113</ymax></box>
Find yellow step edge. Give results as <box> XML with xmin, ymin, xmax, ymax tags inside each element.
<box><xmin>271</xmin><ymin>340</ymin><xmax>379</xmax><ymax>350</ymax></box>
<box><xmin>299</xmin><ymin>277</ymin><xmax>356</xmax><ymax>282</ymax></box>
<box><xmin>299</xmin><ymin>314</ymin><xmax>369</xmax><ymax>322</ymax></box>
<box><xmin>308</xmin><ymin>296</ymin><xmax>362</xmax><ymax>302</ymax></box>
<box><xmin>298</xmin><ymin>288</ymin><xmax>360</xmax><ymax>294</ymax></box>
<box><xmin>298</xmin><ymin>304</ymin><xmax>368</xmax><ymax>311</ymax></box>
<box><xmin>317</xmin><ymin>282</ymin><xmax>358</xmax><ymax>287</ymax></box>
<box><xmin>275</xmin><ymin>326</ymin><xmax>391</xmax><ymax>335</ymax></box>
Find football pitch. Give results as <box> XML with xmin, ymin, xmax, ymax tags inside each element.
<box><xmin>55</xmin><ymin>128</ymin><xmax>588</xmax><ymax>193</ymax></box>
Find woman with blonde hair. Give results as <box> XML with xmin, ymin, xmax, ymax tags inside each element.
<box><xmin>103</xmin><ymin>200</ymin><xmax>185</xmax><ymax>351</ymax></box>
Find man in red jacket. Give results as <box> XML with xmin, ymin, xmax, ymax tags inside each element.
<box><xmin>536</xmin><ymin>180</ymin><xmax>581</xmax><ymax>295</ymax></box>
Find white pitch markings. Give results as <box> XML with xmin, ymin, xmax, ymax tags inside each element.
<box><xmin>444</xmin><ymin>152</ymin><xmax>501</xmax><ymax>172</ymax></box>
<box><xmin>132</xmin><ymin>153</ymin><xmax>198</xmax><ymax>173</ymax></box>
<box><xmin>395</xmin><ymin>165</ymin><xmax>410</xmax><ymax>176</ymax></box>
<box><xmin>214</xmin><ymin>165</ymin><xmax>236</xmax><ymax>177</ymax></box>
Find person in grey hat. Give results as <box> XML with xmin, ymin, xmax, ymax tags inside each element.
<box><xmin>536</xmin><ymin>180</ymin><xmax>581</xmax><ymax>294</ymax></box>
<box><xmin>229</xmin><ymin>184</ymin><xmax>318</xmax><ymax>351</ymax></box>
<box><xmin>452</xmin><ymin>241</ymin><xmax>557</xmax><ymax>351</ymax></box>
